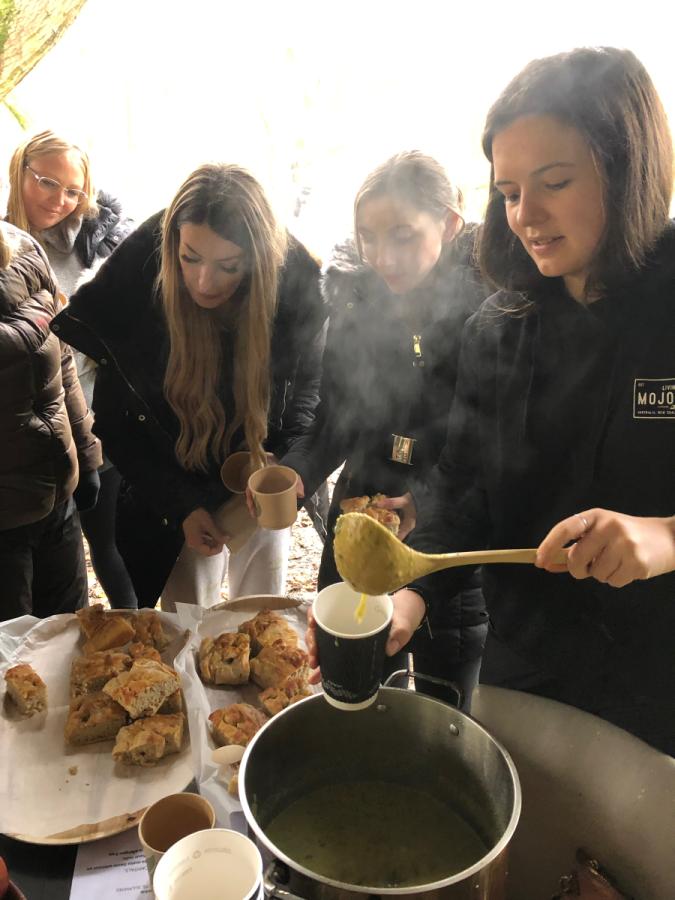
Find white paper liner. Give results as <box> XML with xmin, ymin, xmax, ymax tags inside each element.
<box><xmin>171</xmin><ymin>600</ymin><xmax>317</xmax><ymax>828</ymax></box>
<box><xmin>0</xmin><ymin>612</ymin><xmax>193</xmax><ymax>841</ymax></box>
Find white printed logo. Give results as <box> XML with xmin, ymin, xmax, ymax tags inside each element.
<box><xmin>633</xmin><ymin>378</ymin><xmax>675</xmax><ymax>419</ymax></box>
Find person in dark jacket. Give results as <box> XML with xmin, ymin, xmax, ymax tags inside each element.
<box><xmin>52</xmin><ymin>163</ymin><xmax>325</xmax><ymax>609</ymax></box>
<box><xmin>282</xmin><ymin>152</ymin><xmax>491</xmax><ymax>709</ymax></box>
<box><xmin>6</xmin><ymin>129</ymin><xmax>137</xmax><ymax>608</ymax></box>
<box><xmin>0</xmin><ymin>220</ymin><xmax>102</xmax><ymax>620</ymax></box>
<box><xmin>377</xmin><ymin>49</ymin><xmax>675</xmax><ymax>755</ymax></box>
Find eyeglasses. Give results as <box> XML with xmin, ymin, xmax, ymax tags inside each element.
<box><xmin>24</xmin><ymin>164</ymin><xmax>87</xmax><ymax>205</ymax></box>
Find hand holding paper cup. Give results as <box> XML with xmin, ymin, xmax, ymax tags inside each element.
<box><xmin>247</xmin><ymin>464</ymin><xmax>298</xmax><ymax>530</ymax></box>
<box><xmin>138</xmin><ymin>792</ymin><xmax>216</xmax><ymax>882</ymax></box>
<box><xmin>153</xmin><ymin>828</ymin><xmax>263</xmax><ymax>900</ymax></box>
<box><xmin>312</xmin><ymin>581</ymin><xmax>393</xmax><ymax>710</ymax></box>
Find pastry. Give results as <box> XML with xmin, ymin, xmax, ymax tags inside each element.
<box><xmin>339</xmin><ymin>494</ymin><xmax>400</xmax><ymax>535</ymax></box>
<box><xmin>238</xmin><ymin>610</ymin><xmax>298</xmax><ymax>656</ymax></box>
<box><xmin>209</xmin><ymin>703</ymin><xmax>267</xmax><ymax>747</ymax></box>
<box><xmin>250</xmin><ymin>641</ymin><xmax>308</xmax><ymax>690</ymax></box>
<box><xmin>199</xmin><ymin>633</ymin><xmax>250</xmax><ymax>685</ymax></box>
<box><xmin>112</xmin><ymin>713</ymin><xmax>185</xmax><ymax>766</ymax></box>
<box><xmin>75</xmin><ymin>604</ymin><xmax>133</xmax><ymax>638</ymax></box>
<box><xmin>103</xmin><ymin>658</ymin><xmax>180</xmax><ymax>719</ymax></box>
<box><xmin>259</xmin><ymin>664</ymin><xmax>311</xmax><ymax>715</ymax></box>
<box><xmin>128</xmin><ymin>642</ymin><xmax>162</xmax><ymax>663</ymax></box>
<box><xmin>133</xmin><ymin>610</ymin><xmax>169</xmax><ymax>650</ymax></box>
<box><xmin>83</xmin><ymin>615</ymin><xmax>136</xmax><ymax>655</ymax></box>
<box><xmin>4</xmin><ymin>663</ymin><xmax>47</xmax><ymax>716</ymax></box>
<box><xmin>64</xmin><ymin>691</ymin><xmax>128</xmax><ymax>745</ymax></box>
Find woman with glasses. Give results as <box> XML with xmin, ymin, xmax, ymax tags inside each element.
<box><xmin>51</xmin><ymin>163</ymin><xmax>325</xmax><ymax>608</ymax></box>
<box><xmin>5</xmin><ymin>130</ymin><xmax>137</xmax><ymax>609</ymax></box>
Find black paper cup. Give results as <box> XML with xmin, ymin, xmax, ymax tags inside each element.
<box><xmin>313</xmin><ymin>582</ymin><xmax>393</xmax><ymax>710</ymax></box>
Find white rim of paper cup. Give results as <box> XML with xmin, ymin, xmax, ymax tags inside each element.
<box><xmin>313</xmin><ymin>583</ymin><xmax>393</xmax><ymax>640</ymax></box>
<box><xmin>322</xmin><ymin>691</ymin><xmax>380</xmax><ymax>711</ymax></box>
<box><xmin>153</xmin><ymin>828</ymin><xmax>263</xmax><ymax>900</ymax></box>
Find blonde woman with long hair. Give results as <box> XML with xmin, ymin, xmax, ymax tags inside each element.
<box><xmin>6</xmin><ymin>129</ymin><xmax>136</xmax><ymax>609</ymax></box>
<box><xmin>52</xmin><ymin>163</ymin><xmax>325</xmax><ymax>608</ymax></box>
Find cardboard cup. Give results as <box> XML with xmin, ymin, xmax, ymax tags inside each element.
<box><xmin>313</xmin><ymin>582</ymin><xmax>393</xmax><ymax>711</ymax></box>
<box><xmin>138</xmin><ymin>792</ymin><xmax>216</xmax><ymax>882</ymax></box>
<box><xmin>221</xmin><ymin>451</ymin><xmax>254</xmax><ymax>494</ymax></box>
<box><xmin>247</xmin><ymin>465</ymin><xmax>298</xmax><ymax>530</ymax></box>
<box><xmin>153</xmin><ymin>828</ymin><xmax>263</xmax><ymax>900</ymax></box>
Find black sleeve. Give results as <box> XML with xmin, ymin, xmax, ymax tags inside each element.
<box><xmin>92</xmin><ymin>366</ymin><xmax>229</xmax><ymax>527</ymax></box>
<box><xmin>407</xmin><ymin>317</ymin><xmax>490</xmax><ymax>601</ymax></box>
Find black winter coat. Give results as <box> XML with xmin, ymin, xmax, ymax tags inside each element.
<box><xmin>282</xmin><ymin>229</ymin><xmax>490</xmax><ymax>658</ymax></box>
<box><xmin>409</xmin><ymin>224</ymin><xmax>675</xmax><ymax>752</ymax></box>
<box><xmin>51</xmin><ymin>212</ymin><xmax>325</xmax><ymax>601</ymax></box>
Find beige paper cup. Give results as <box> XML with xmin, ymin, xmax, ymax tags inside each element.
<box><xmin>153</xmin><ymin>828</ymin><xmax>263</xmax><ymax>900</ymax></box>
<box><xmin>247</xmin><ymin>465</ymin><xmax>298</xmax><ymax>530</ymax></box>
<box><xmin>221</xmin><ymin>451</ymin><xmax>254</xmax><ymax>494</ymax></box>
<box><xmin>138</xmin><ymin>792</ymin><xmax>216</xmax><ymax>882</ymax></box>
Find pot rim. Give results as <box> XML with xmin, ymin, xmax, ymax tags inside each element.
<box><xmin>239</xmin><ymin>687</ymin><xmax>522</xmax><ymax>894</ymax></box>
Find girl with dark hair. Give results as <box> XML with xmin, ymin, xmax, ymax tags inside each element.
<box><xmin>51</xmin><ymin>163</ymin><xmax>325</xmax><ymax>609</ymax></box>
<box><xmin>376</xmin><ymin>48</ymin><xmax>675</xmax><ymax>754</ymax></box>
<box><xmin>283</xmin><ymin>151</ymin><xmax>491</xmax><ymax>708</ymax></box>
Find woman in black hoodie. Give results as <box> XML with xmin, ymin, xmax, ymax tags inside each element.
<box><xmin>283</xmin><ymin>152</ymin><xmax>491</xmax><ymax>708</ymax></box>
<box><xmin>382</xmin><ymin>49</ymin><xmax>675</xmax><ymax>755</ymax></box>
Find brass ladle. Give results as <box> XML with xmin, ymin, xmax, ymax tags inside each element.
<box><xmin>334</xmin><ymin>512</ymin><xmax>568</xmax><ymax>596</ymax></box>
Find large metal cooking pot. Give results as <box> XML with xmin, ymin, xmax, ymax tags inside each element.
<box><xmin>239</xmin><ymin>688</ymin><xmax>521</xmax><ymax>899</ymax></box>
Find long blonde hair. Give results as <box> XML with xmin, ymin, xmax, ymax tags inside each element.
<box><xmin>6</xmin><ymin>129</ymin><xmax>98</xmax><ymax>235</ymax></box>
<box><xmin>159</xmin><ymin>163</ymin><xmax>287</xmax><ymax>473</ymax></box>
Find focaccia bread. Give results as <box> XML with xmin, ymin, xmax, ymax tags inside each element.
<box><xmin>128</xmin><ymin>642</ymin><xmax>162</xmax><ymax>663</ymax></box>
<box><xmin>249</xmin><ymin>641</ymin><xmax>309</xmax><ymax>690</ymax></box>
<box><xmin>339</xmin><ymin>494</ymin><xmax>400</xmax><ymax>535</ymax></box>
<box><xmin>4</xmin><ymin>663</ymin><xmax>47</xmax><ymax>716</ymax></box>
<box><xmin>103</xmin><ymin>658</ymin><xmax>180</xmax><ymax>719</ymax></box>
<box><xmin>76</xmin><ymin>604</ymin><xmax>134</xmax><ymax>639</ymax></box>
<box><xmin>209</xmin><ymin>702</ymin><xmax>268</xmax><ymax>747</ymax></box>
<box><xmin>70</xmin><ymin>650</ymin><xmax>132</xmax><ymax>699</ymax></box>
<box><xmin>199</xmin><ymin>633</ymin><xmax>250</xmax><ymax>685</ymax></box>
<box><xmin>238</xmin><ymin>610</ymin><xmax>298</xmax><ymax>656</ymax></box>
<box><xmin>133</xmin><ymin>610</ymin><xmax>169</xmax><ymax>650</ymax></box>
<box><xmin>83</xmin><ymin>615</ymin><xmax>136</xmax><ymax>655</ymax></box>
<box><xmin>112</xmin><ymin>713</ymin><xmax>185</xmax><ymax>767</ymax></box>
<box><xmin>259</xmin><ymin>664</ymin><xmax>312</xmax><ymax>716</ymax></box>
<box><xmin>64</xmin><ymin>691</ymin><xmax>128</xmax><ymax>745</ymax></box>
<box><xmin>158</xmin><ymin>689</ymin><xmax>183</xmax><ymax>714</ymax></box>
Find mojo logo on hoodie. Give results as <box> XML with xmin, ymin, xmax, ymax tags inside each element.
<box><xmin>633</xmin><ymin>378</ymin><xmax>675</xmax><ymax>418</ymax></box>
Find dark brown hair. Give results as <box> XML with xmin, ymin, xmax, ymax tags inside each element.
<box><xmin>478</xmin><ymin>47</ymin><xmax>674</xmax><ymax>298</ymax></box>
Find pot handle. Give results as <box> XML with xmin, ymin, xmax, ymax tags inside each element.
<box><xmin>383</xmin><ymin>668</ymin><xmax>463</xmax><ymax>708</ymax></box>
<box><xmin>263</xmin><ymin>860</ymin><xmax>308</xmax><ymax>900</ymax></box>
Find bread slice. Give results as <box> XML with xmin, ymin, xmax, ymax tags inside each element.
<box><xmin>158</xmin><ymin>689</ymin><xmax>183</xmax><ymax>714</ymax></box>
<box><xmin>259</xmin><ymin>664</ymin><xmax>311</xmax><ymax>716</ymax></box>
<box><xmin>70</xmin><ymin>650</ymin><xmax>132</xmax><ymax>699</ymax></box>
<box><xmin>199</xmin><ymin>633</ymin><xmax>250</xmax><ymax>685</ymax></box>
<box><xmin>64</xmin><ymin>691</ymin><xmax>128</xmax><ymax>745</ymax></box>
<box><xmin>83</xmin><ymin>615</ymin><xmax>136</xmax><ymax>655</ymax></box>
<box><xmin>4</xmin><ymin>663</ymin><xmax>47</xmax><ymax>716</ymax></box>
<box><xmin>103</xmin><ymin>659</ymin><xmax>180</xmax><ymax>719</ymax></box>
<box><xmin>128</xmin><ymin>642</ymin><xmax>162</xmax><ymax>663</ymax></box>
<box><xmin>209</xmin><ymin>703</ymin><xmax>267</xmax><ymax>747</ymax></box>
<box><xmin>250</xmin><ymin>641</ymin><xmax>309</xmax><ymax>690</ymax></box>
<box><xmin>238</xmin><ymin>610</ymin><xmax>298</xmax><ymax>656</ymax></box>
<box><xmin>133</xmin><ymin>611</ymin><xmax>169</xmax><ymax>650</ymax></box>
<box><xmin>76</xmin><ymin>604</ymin><xmax>134</xmax><ymax>639</ymax></box>
<box><xmin>112</xmin><ymin>713</ymin><xmax>184</xmax><ymax>766</ymax></box>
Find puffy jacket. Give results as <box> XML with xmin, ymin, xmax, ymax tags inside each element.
<box><xmin>75</xmin><ymin>190</ymin><xmax>134</xmax><ymax>268</ymax></box>
<box><xmin>0</xmin><ymin>222</ymin><xmax>102</xmax><ymax>530</ymax></box>
<box><xmin>51</xmin><ymin>212</ymin><xmax>326</xmax><ymax>530</ymax></box>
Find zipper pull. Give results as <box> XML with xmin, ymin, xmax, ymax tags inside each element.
<box><xmin>412</xmin><ymin>334</ymin><xmax>424</xmax><ymax>366</ymax></box>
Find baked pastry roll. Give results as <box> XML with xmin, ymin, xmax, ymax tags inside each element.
<box><xmin>259</xmin><ymin>664</ymin><xmax>311</xmax><ymax>716</ymax></box>
<box><xmin>209</xmin><ymin>702</ymin><xmax>268</xmax><ymax>747</ymax></box>
<box><xmin>339</xmin><ymin>495</ymin><xmax>400</xmax><ymax>535</ymax></box>
<box><xmin>83</xmin><ymin>615</ymin><xmax>136</xmax><ymax>655</ymax></box>
<box><xmin>70</xmin><ymin>650</ymin><xmax>132</xmax><ymax>699</ymax></box>
<box><xmin>238</xmin><ymin>610</ymin><xmax>298</xmax><ymax>656</ymax></box>
<box><xmin>112</xmin><ymin>713</ymin><xmax>185</xmax><ymax>766</ymax></box>
<box><xmin>103</xmin><ymin>659</ymin><xmax>180</xmax><ymax>719</ymax></box>
<box><xmin>249</xmin><ymin>641</ymin><xmax>309</xmax><ymax>690</ymax></box>
<box><xmin>199</xmin><ymin>633</ymin><xmax>250</xmax><ymax>685</ymax></box>
<box><xmin>64</xmin><ymin>692</ymin><xmax>128</xmax><ymax>745</ymax></box>
<box><xmin>339</xmin><ymin>496</ymin><xmax>371</xmax><ymax>513</ymax></box>
<box><xmin>4</xmin><ymin>663</ymin><xmax>47</xmax><ymax>716</ymax></box>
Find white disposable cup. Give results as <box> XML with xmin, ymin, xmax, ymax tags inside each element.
<box><xmin>153</xmin><ymin>827</ymin><xmax>263</xmax><ymax>900</ymax></box>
